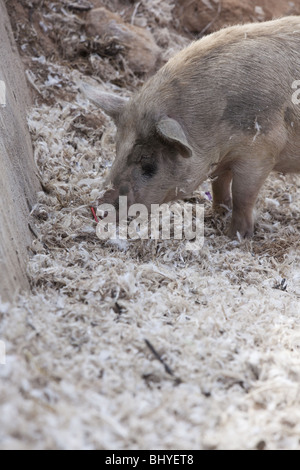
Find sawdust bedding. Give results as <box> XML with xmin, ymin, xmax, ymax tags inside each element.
<box><xmin>1</xmin><ymin>0</ymin><xmax>300</xmax><ymax>450</ymax></box>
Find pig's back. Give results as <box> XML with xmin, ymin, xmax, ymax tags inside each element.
<box><xmin>158</xmin><ymin>16</ymin><xmax>300</xmax><ymax>139</ymax></box>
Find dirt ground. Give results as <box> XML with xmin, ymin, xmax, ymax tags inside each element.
<box><xmin>175</xmin><ymin>0</ymin><xmax>300</xmax><ymax>35</ymax></box>
<box><xmin>1</xmin><ymin>0</ymin><xmax>300</xmax><ymax>450</ymax></box>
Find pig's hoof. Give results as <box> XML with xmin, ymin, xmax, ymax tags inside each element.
<box><xmin>227</xmin><ymin>223</ymin><xmax>254</xmax><ymax>239</ymax></box>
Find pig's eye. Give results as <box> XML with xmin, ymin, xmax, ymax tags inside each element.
<box><xmin>141</xmin><ymin>159</ymin><xmax>157</xmax><ymax>178</ymax></box>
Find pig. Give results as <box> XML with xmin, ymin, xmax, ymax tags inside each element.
<box><xmin>82</xmin><ymin>16</ymin><xmax>300</xmax><ymax>238</ymax></box>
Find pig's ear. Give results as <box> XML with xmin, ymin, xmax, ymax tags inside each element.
<box><xmin>156</xmin><ymin>117</ymin><xmax>193</xmax><ymax>158</ymax></box>
<box><xmin>80</xmin><ymin>83</ymin><xmax>128</xmax><ymax>122</ymax></box>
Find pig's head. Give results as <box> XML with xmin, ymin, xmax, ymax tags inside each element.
<box><xmin>82</xmin><ymin>83</ymin><xmax>197</xmax><ymax>212</ymax></box>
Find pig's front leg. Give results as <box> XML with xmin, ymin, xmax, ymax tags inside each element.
<box><xmin>212</xmin><ymin>169</ymin><xmax>233</xmax><ymax>213</ymax></box>
<box><xmin>227</xmin><ymin>157</ymin><xmax>273</xmax><ymax>239</ymax></box>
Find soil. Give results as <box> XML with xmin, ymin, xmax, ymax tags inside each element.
<box><xmin>6</xmin><ymin>0</ymin><xmax>300</xmax><ymax>100</ymax></box>
<box><xmin>174</xmin><ymin>0</ymin><xmax>300</xmax><ymax>36</ymax></box>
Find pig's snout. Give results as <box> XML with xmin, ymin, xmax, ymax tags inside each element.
<box><xmin>95</xmin><ymin>184</ymin><xmax>135</xmax><ymax>214</ymax></box>
<box><xmin>99</xmin><ymin>188</ymin><xmax>120</xmax><ymax>209</ymax></box>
